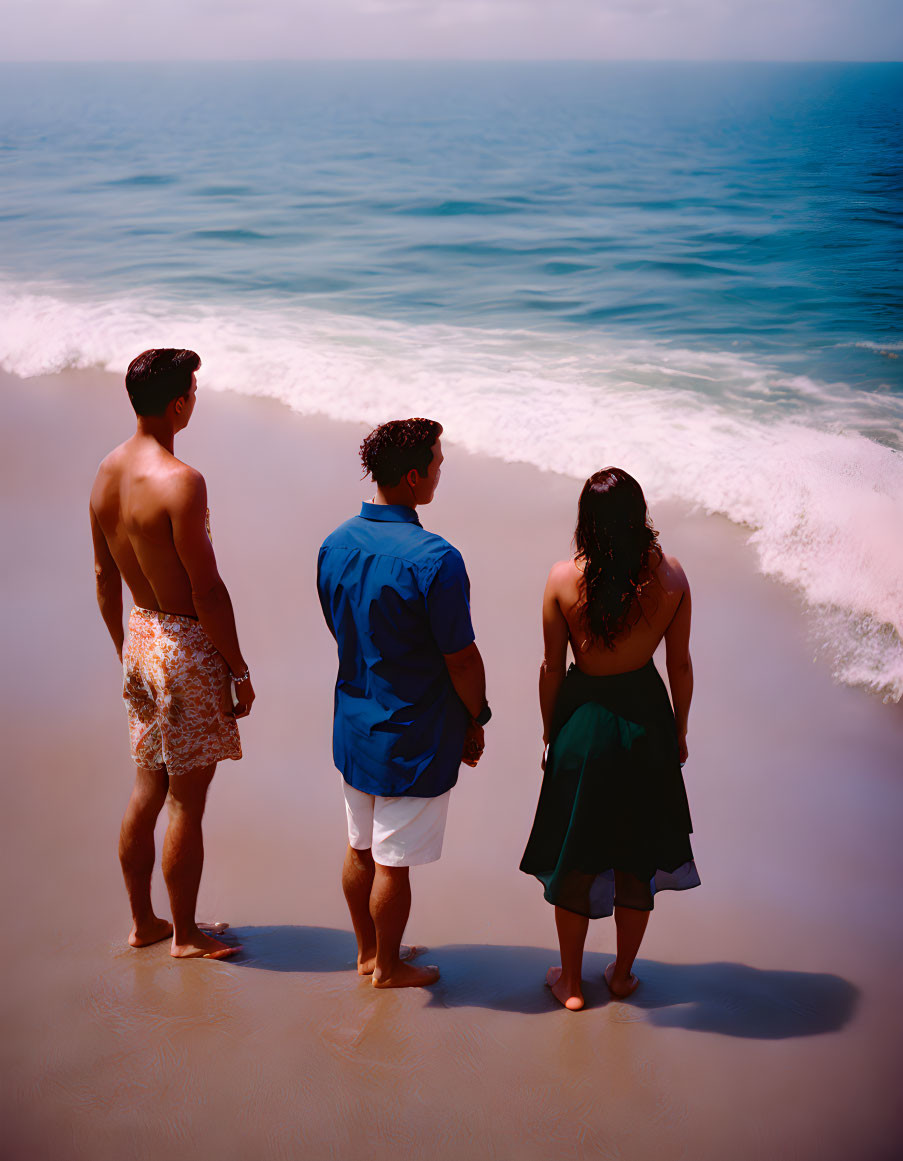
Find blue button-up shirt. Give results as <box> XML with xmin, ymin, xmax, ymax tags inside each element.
<box><xmin>317</xmin><ymin>502</ymin><xmax>475</xmax><ymax>798</ymax></box>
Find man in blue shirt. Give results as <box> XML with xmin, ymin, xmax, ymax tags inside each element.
<box><xmin>318</xmin><ymin>418</ymin><xmax>490</xmax><ymax>989</ymax></box>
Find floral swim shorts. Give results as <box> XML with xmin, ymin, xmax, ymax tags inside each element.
<box><xmin>122</xmin><ymin>607</ymin><xmax>242</xmax><ymax>775</ymax></box>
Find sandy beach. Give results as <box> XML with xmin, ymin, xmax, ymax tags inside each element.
<box><xmin>3</xmin><ymin>366</ymin><xmax>903</xmax><ymax>1161</ymax></box>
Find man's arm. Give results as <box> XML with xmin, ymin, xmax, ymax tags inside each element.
<box><xmin>169</xmin><ymin>470</ymin><xmax>255</xmax><ymax>717</ymax></box>
<box><xmin>540</xmin><ymin>565</ymin><xmax>570</xmax><ymax>753</ymax></box>
<box><xmin>427</xmin><ymin>548</ymin><xmax>488</xmax><ymax>768</ymax></box>
<box><xmin>90</xmin><ymin>502</ymin><xmax>124</xmax><ymax>661</ymax></box>
<box><xmin>429</xmin><ymin>549</ymin><xmax>485</xmax><ymax>716</ymax></box>
<box><xmin>443</xmin><ymin>642</ymin><xmax>487</xmax><ymax>768</ymax></box>
<box><xmin>663</xmin><ymin>562</ymin><xmax>693</xmax><ymax>764</ymax></box>
<box><xmin>443</xmin><ymin>641</ymin><xmax>486</xmax><ymax>719</ymax></box>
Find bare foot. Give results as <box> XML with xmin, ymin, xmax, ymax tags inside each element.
<box><xmin>545</xmin><ymin>966</ymin><xmax>585</xmax><ymax>1011</ymax></box>
<box><xmin>604</xmin><ymin>962</ymin><xmax>640</xmax><ymax>998</ymax></box>
<box><xmin>371</xmin><ymin>960</ymin><xmax>440</xmax><ymax>989</ymax></box>
<box><xmin>357</xmin><ymin>944</ymin><xmax>427</xmax><ymax>976</ymax></box>
<box><xmin>171</xmin><ymin>930</ymin><xmax>242</xmax><ymax>960</ymax></box>
<box><xmin>128</xmin><ymin>917</ymin><xmax>174</xmax><ymax>948</ymax></box>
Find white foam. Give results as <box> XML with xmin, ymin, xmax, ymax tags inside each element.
<box><xmin>3</xmin><ymin>279</ymin><xmax>902</xmax><ymax>701</ymax></box>
<box><xmin>853</xmin><ymin>340</ymin><xmax>903</xmax><ymax>353</ymax></box>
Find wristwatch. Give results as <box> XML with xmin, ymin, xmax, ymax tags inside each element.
<box><xmin>473</xmin><ymin>702</ymin><xmax>492</xmax><ymax>727</ymax></box>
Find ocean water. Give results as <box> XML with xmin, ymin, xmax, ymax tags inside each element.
<box><xmin>1</xmin><ymin>62</ymin><xmax>901</xmax><ymax>699</ymax></box>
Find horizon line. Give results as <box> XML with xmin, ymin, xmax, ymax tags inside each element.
<box><xmin>2</xmin><ymin>57</ymin><xmax>902</xmax><ymax>65</ymax></box>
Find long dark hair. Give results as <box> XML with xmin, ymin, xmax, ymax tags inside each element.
<box><xmin>574</xmin><ymin>468</ymin><xmax>661</xmax><ymax>649</ymax></box>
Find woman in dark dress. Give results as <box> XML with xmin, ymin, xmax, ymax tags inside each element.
<box><xmin>520</xmin><ymin>468</ymin><xmax>699</xmax><ymax>1011</ymax></box>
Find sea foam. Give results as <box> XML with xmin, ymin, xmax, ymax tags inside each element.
<box><xmin>3</xmin><ymin>281</ymin><xmax>901</xmax><ymax>701</ymax></box>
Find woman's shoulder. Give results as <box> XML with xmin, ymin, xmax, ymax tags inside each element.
<box><xmin>544</xmin><ymin>558</ymin><xmax>582</xmax><ymax>607</ymax></box>
<box><xmin>546</xmin><ymin>557</ymin><xmax>581</xmax><ymax>586</ymax></box>
<box><xmin>651</xmin><ymin>549</ymin><xmax>689</xmax><ymax>597</ymax></box>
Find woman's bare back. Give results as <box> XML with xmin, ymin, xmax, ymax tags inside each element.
<box><xmin>550</xmin><ymin>551</ymin><xmax>689</xmax><ymax>676</ymax></box>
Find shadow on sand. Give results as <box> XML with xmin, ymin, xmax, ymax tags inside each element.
<box><xmin>231</xmin><ymin>925</ymin><xmax>858</xmax><ymax>1039</ymax></box>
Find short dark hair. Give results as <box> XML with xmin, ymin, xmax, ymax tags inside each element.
<box><xmin>360</xmin><ymin>418</ymin><xmax>443</xmax><ymax>487</ymax></box>
<box><xmin>125</xmin><ymin>349</ymin><xmax>201</xmax><ymax>417</ymax></box>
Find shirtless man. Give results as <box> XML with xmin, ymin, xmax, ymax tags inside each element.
<box><xmin>90</xmin><ymin>348</ymin><xmax>255</xmax><ymax>960</ymax></box>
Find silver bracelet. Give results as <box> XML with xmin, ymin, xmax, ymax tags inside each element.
<box><xmin>231</xmin><ymin>667</ymin><xmax>250</xmax><ymax>685</ymax></box>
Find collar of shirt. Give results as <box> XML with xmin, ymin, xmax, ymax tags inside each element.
<box><xmin>358</xmin><ymin>502</ymin><xmax>422</xmax><ymax>526</ymax></box>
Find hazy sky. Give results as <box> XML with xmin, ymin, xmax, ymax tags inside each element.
<box><xmin>3</xmin><ymin>0</ymin><xmax>902</xmax><ymax>62</ymax></box>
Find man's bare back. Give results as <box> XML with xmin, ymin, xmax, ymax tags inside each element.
<box><xmin>90</xmin><ymin>432</ymin><xmax>206</xmax><ymax>619</ymax></box>
<box><xmin>90</xmin><ymin>368</ymin><xmax>252</xmax><ymax>688</ymax></box>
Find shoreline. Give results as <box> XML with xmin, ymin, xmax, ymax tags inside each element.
<box><xmin>3</xmin><ymin>365</ymin><xmax>903</xmax><ymax>1161</ymax></box>
<box><xmin>10</xmin><ymin>361</ymin><xmax>903</xmax><ymax>705</ymax></box>
<box><xmin>4</xmin><ymin>274</ymin><xmax>903</xmax><ymax>702</ymax></box>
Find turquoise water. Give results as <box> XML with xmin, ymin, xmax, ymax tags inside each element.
<box><xmin>1</xmin><ymin>62</ymin><xmax>901</xmax><ymax>696</ymax></box>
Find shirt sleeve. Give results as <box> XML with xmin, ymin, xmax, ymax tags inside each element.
<box><xmin>425</xmin><ymin>547</ymin><xmax>475</xmax><ymax>655</ymax></box>
<box><xmin>316</xmin><ymin>546</ymin><xmax>337</xmax><ymax>641</ymax></box>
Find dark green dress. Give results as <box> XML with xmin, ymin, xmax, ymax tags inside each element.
<box><xmin>520</xmin><ymin>661</ymin><xmax>700</xmax><ymax>918</ymax></box>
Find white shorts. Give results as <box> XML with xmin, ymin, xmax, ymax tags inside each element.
<box><xmin>342</xmin><ymin>780</ymin><xmax>452</xmax><ymax>867</ymax></box>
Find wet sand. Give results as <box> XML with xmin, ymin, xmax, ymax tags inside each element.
<box><xmin>3</xmin><ymin>367</ymin><xmax>903</xmax><ymax>1161</ymax></box>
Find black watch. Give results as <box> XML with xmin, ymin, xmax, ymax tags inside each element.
<box><xmin>473</xmin><ymin>702</ymin><xmax>492</xmax><ymax>727</ymax></box>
